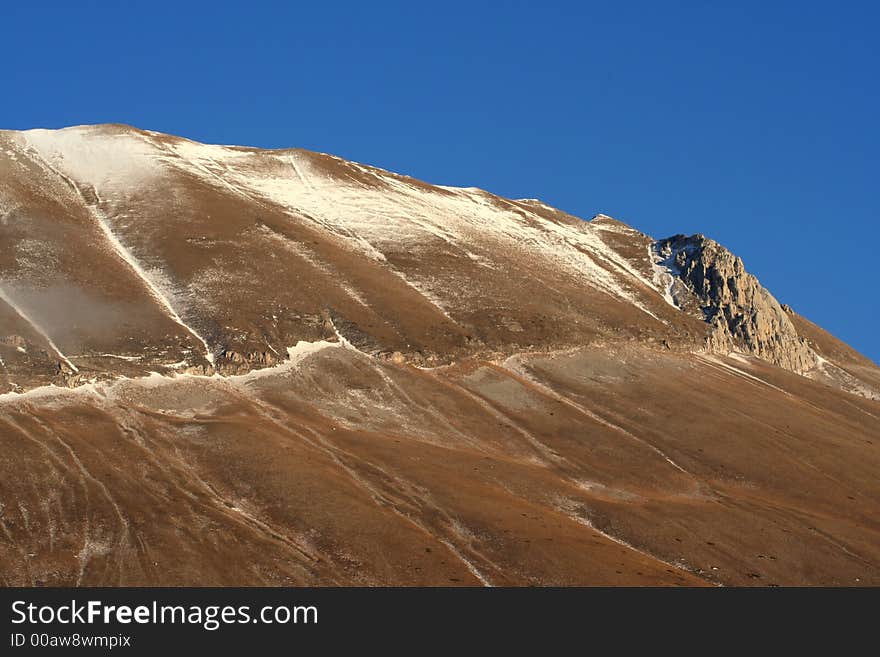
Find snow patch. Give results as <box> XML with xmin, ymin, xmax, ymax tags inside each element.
<box><xmin>0</xmin><ymin>340</ymin><xmax>341</xmax><ymax>405</ymax></box>
<box><xmin>96</xmin><ymin>353</ymin><xmax>143</xmax><ymax>362</ymax></box>
<box><xmin>650</xmin><ymin>242</ymin><xmax>680</xmax><ymax>309</ymax></box>
<box><xmin>150</xmin><ymin>138</ymin><xmax>668</xmax><ymax>316</ymax></box>
<box><xmin>21</xmin><ymin>126</ymin><xmax>161</xmax><ymax>192</ymax></box>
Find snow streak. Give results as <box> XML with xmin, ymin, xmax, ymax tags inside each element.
<box><xmin>0</xmin><ymin>286</ymin><xmax>78</xmax><ymax>373</ymax></box>
<box><xmin>84</xmin><ymin>196</ymin><xmax>216</xmax><ymax>366</ymax></box>
<box><xmin>21</xmin><ymin>137</ymin><xmax>216</xmax><ymax>366</ymax></box>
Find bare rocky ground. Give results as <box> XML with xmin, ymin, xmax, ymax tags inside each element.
<box><xmin>0</xmin><ymin>124</ymin><xmax>877</xmax><ymax>586</ymax></box>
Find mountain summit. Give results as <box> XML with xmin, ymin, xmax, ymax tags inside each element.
<box><xmin>1</xmin><ymin>125</ymin><xmax>878</xmax><ymax>586</ymax></box>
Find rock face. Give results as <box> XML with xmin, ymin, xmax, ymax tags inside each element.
<box><xmin>654</xmin><ymin>234</ymin><xmax>818</xmax><ymax>374</ymax></box>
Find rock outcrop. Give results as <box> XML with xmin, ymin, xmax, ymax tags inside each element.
<box><xmin>655</xmin><ymin>234</ymin><xmax>818</xmax><ymax>374</ymax></box>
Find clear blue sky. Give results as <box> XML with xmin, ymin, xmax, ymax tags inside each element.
<box><xmin>3</xmin><ymin>1</ymin><xmax>877</xmax><ymax>362</ymax></box>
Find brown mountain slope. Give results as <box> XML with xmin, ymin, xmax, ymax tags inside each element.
<box><xmin>0</xmin><ymin>124</ymin><xmax>877</xmax><ymax>586</ymax></box>
<box><xmin>0</xmin><ymin>343</ymin><xmax>877</xmax><ymax>586</ymax></box>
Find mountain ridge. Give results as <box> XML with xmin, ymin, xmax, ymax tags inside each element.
<box><xmin>0</xmin><ymin>124</ymin><xmax>874</xmax><ymax>397</ymax></box>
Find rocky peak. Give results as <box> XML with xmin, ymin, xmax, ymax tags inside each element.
<box><xmin>655</xmin><ymin>234</ymin><xmax>818</xmax><ymax>374</ymax></box>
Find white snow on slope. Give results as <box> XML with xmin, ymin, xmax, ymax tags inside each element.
<box><xmin>19</xmin><ymin>129</ymin><xmax>216</xmax><ymax>366</ymax></box>
<box><xmin>161</xmin><ymin>138</ymin><xmax>665</xmax><ymax>317</ymax></box>
<box><xmin>97</xmin><ymin>354</ymin><xmax>143</xmax><ymax>362</ymax></box>
<box><xmin>649</xmin><ymin>243</ymin><xmax>679</xmax><ymax>308</ymax></box>
<box><xmin>697</xmin><ymin>353</ymin><xmax>790</xmax><ymax>396</ymax></box>
<box><xmin>809</xmin><ymin>354</ymin><xmax>880</xmax><ymax>400</ymax></box>
<box><xmin>0</xmin><ymin>339</ymin><xmax>340</xmax><ymax>405</ymax></box>
<box><xmin>94</xmin><ymin>207</ymin><xmax>216</xmax><ymax>365</ymax></box>
<box><xmin>254</xmin><ymin>224</ymin><xmax>371</xmax><ymax>308</ymax></box>
<box><xmin>515</xmin><ymin>198</ymin><xmax>558</xmax><ymax>214</ymax></box>
<box><xmin>20</xmin><ymin>126</ymin><xmax>161</xmax><ymax>191</ymax></box>
<box><xmin>85</xmin><ymin>200</ymin><xmax>217</xmax><ymax>366</ymax></box>
<box><xmin>13</xmin><ymin>126</ymin><xmax>676</xmax><ymax>322</ymax></box>
<box><xmin>0</xmin><ymin>286</ymin><xmax>78</xmax><ymax>372</ymax></box>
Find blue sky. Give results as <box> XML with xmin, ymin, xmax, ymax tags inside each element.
<box><xmin>3</xmin><ymin>1</ymin><xmax>877</xmax><ymax>361</ymax></box>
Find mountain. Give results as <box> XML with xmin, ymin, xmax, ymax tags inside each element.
<box><xmin>0</xmin><ymin>124</ymin><xmax>878</xmax><ymax>586</ymax></box>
